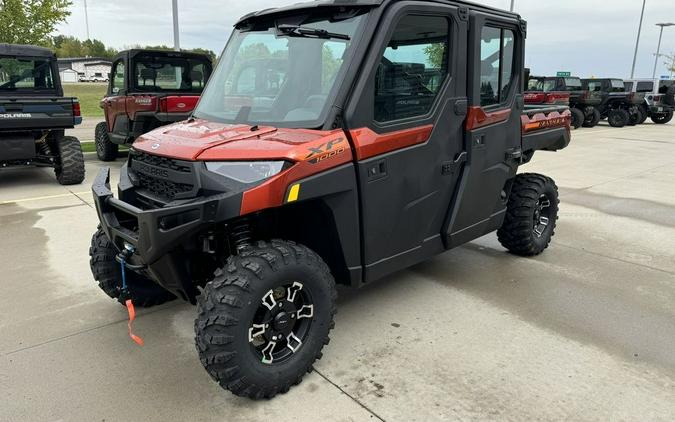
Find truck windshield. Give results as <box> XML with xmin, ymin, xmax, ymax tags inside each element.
<box><xmin>0</xmin><ymin>56</ymin><xmax>55</xmax><ymax>91</ymax></box>
<box><xmin>194</xmin><ymin>12</ymin><xmax>366</xmax><ymax>128</ymax></box>
<box><xmin>610</xmin><ymin>79</ymin><xmax>625</xmax><ymax>91</ymax></box>
<box><xmin>133</xmin><ymin>55</ymin><xmax>212</xmax><ymax>93</ymax></box>
<box><xmin>564</xmin><ymin>77</ymin><xmax>582</xmax><ymax>90</ymax></box>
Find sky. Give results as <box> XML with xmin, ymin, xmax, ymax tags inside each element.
<box><xmin>56</xmin><ymin>0</ymin><xmax>675</xmax><ymax>79</ymax></box>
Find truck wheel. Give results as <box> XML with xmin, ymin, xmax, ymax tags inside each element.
<box><xmin>497</xmin><ymin>173</ymin><xmax>559</xmax><ymax>256</ymax></box>
<box><xmin>582</xmin><ymin>108</ymin><xmax>601</xmax><ymax>128</ymax></box>
<box><xmin>89</xmin><ymin>227</ymin><xmax>176</xmax><ymax>307</ymax></box>
<box><xmin>627</xmin><ymin>108</ymin><xmax>640</xmax><ymax>126</ymax></box>
<box><xmin>195</xmin><ymin>240</ymin><xmax>336</xmax><ymax>399</ymax></box>
<box><xmin>651</xmin><ymin>110</ymin><xmax>674</xmax><ymax>124</ymax></box>
<box><xmin>637</xmin><ymin>106</ymin><xmax>649</xmax><ymax>124</ymax></box>
<box><xmin>607</xmin><ymin>109</ymin><xmax>629</xmax><ymax>128</ymax></box>
<box><xmin>570</xmin><ymin>108</ymin><xmax>584</xmax><ymax>129</ymax></box>
<box><xmin>54</xmin><ymin>136</ymin><xmax>85</xmax><ymax>185</ymax></box>
<box><xmin>95</xmin><ymin>122</ymin><xmax>118</xmax><ymax>161</ymax></box>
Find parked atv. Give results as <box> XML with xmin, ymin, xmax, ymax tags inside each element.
<box><xmin>95</xmin><ymin>49</ymin><xmax>212</xmax><ymax>161</ymax></box>
<box><xmin>624</xmin><ymin>79</ymin><xmax>674</xmax><ymax>124</ymax></box>
<box><xmin>89</xmin><ymin>0</ymin><xmax>571</xmax><ymax>399</ymax></box>
<box><xmin>526</xmin><ymin>75</ymin><xmax>602</xmax><ymax>128</ymax></box>
<box><xmin>0</xmin><ymin>43</ymin><xmax>85</xmax><ymax>184</ymax></box>
<box><xmin>581</xmin><ymin>78</ymin><xmax>644</xmax><ymax>127</ymax></box>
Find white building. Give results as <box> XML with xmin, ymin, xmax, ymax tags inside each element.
<box><xmin>58</xmin><ymin>57</ymin><xmax>112</xmax><ymax>82</ymax></box>
<box><xmin>59</xmin><ymin>68</ymin><xmax>79</xmax><ymax>83</ymax></box>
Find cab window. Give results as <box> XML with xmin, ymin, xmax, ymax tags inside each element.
<box><xmin>111</xmin><ymin>61</ymin><xmax>125</xmax><ymax>94</ymax></box>
<box><xmin>374</xmin><ymin>15</ymin><xmax>450</xmax><ymax>123</ymax></box>
<box><xmin>479</xmin><ymin>26</ymin><xmax>516</xmax><ymax>106</ymax></box>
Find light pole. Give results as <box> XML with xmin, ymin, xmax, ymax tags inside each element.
<box><xmin>83</xmin><ymin>0</ymin><xmax>90</xmax><ymax>40</ymax></box>
<box><xmin>172</xmin><ymin>0</ymin><xmax>180</xmax><ymax>51</ymax></box>
<box><xmin>653</xmin><ymin>23</ymin><xmax>675</xmax><ymax>79</ymax></box>
<box><xmin>510</xmin><ymin>0</ymin><xmax>515</xmax><ymax>12</ymax></box>
<box><xmin>630</xmin><ymin>0</ymin><xmax>647</xmax><ymax>79</ymax></box>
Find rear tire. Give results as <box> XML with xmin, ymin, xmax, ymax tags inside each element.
<box><xmin>651</xmin><ymin>110</ymin><xmax>674</xmax><ymax>124</ymax></box>
<box><xmin>54</xmin><ymin>136</ymin><xmax>85</xmax><ymax>185</ymax></box>
<box><xmin>498</xmin><ymin>173</ymin><xmax>559</xmax><ymax>256</ymax></box>
<box><xmin>89</xmin><ymin>227</ymin><xmax>176</xmax><ymax>307</ymax></box>
<box><xmin>607</xmin><ymin>108</ymin><xmax>629</xmax><ymax>128</ymax></box>
<box><xmin>570</xmin><ymin>107</ymin><xmax>584</xmax><ymax>129</ymax></box>
<box><xmin>637</xmin><ymin>106</ymin><xmax>649</xmax><ymax>124</ymax></box>
<box><xmin>582</xmin><ymin>108</ymin><xmax>601</xmax><ymax>128</ymax></box>
<box><xmin>195</xmin><ymin>240</ymin><xmax>336</xmax><ymax>399</ymax></box>
<box><xmin>95</xmin><ymin>122</ymin><xmax>118</xmax><ymax>161</ymax></box>
<box><xmin>627</xmin><ymin>107</ymin><xmax>640</xmax><ymax>126</ymax></box>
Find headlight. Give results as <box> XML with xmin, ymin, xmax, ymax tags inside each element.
<box><xmin>205</xmin><ymin>161</ymin><xmax>286</xmax><ymax>184</ymax></box>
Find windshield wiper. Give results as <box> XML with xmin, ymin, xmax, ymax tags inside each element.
<box><xmin>277</xmin><ymin>24</ymin><xmax>350</xmax><ymax>40</ymax></box>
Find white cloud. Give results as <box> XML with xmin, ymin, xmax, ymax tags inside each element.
<box><xmin>57</xmin><ymin>0</ymin><xmax>675</xmax><ymax>78</ymax></box>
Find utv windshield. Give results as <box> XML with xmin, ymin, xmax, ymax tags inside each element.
<box><xmin>0</xmin><ymin>56</ymin><xmax>56</xmax><ymax>91</ymax></box>
<box><xmin>133</xmin><ymin>55</ymin><xmax>212</xmax><ymax>93</ymax></box>
<box><xmin>194</xmin><ymin>11</ymin><xmax>366</xmax><ymax>128</ymax></box>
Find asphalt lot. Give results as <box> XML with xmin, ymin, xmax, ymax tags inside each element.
<box><xmin>1</xmin><ymin>121</ymin><xmax>674</xmax><ymax>421</ymax></box>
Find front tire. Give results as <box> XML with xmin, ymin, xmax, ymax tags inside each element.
<box><xmin>608</xmin><ymin>108</ymin><xmax>629</xmax><ymax>127</ymax></box>
<box><xmin>637</xmin><ymin>105</ymin><xmax>649</xmax><ymax>124</ymax></box>
<box><xmin>570</xmin><ymin>107</ymin><xmax>584</xmax><ymax>129</ymax></box>
<box><xmin>498</xmin><ymin>173</ymin><xmax>559</xmax><ymax>256</ymax></box>
<box><xmin>89</xmin><ymin>228</ymin><xmax>176</xmax><ymax>307</ymax></box>
<box><xmin>651</xmin><ymin>110</ymin><xmax>674</xmax><ymax>124</ymax></box>
<box><xmin>95</xmin><ymin>122</ymin><xmax>118</xmax><ymax>161</ymax></box>
<box><xmin>582</xmin><ymin>108</ymin><xmax>601</xmax><ymax>128</ymax></box>
<box><xmin>194</xmin><ymin>240</ymin><xmax>336</xmax><ymax>399</ymax></box>
<box><xmin>54</xmin><ymin>136</ymin><xmax>85</xmax><ymax>185</ymax></box>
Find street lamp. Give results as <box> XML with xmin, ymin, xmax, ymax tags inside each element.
<box><xmin>510</xmin><ymin>0</ymin><xmax>514</xmax><ymax>12</ymax></box>
<box><xmin>172</xmin><ymin>0</ymin><xmax>180</xmax><ymax>51</ymax></box>
<box><xmin>630</xmin><ymin>0</ymin><xmax>647</xmax><ymax>79</ymax></box>
<box><xmin>653</xmin><ymin>23</ymin><xmax>675</xmax><ymax>79</ymax></box>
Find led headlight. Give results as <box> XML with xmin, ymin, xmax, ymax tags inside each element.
<box><xmin>205</xmin><ymin>161</ymin><xmax>286</xmax><ymax>184</ymax></box>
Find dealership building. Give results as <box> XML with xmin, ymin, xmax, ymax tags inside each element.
<box><xmin>57</xmin><ymin>57</ymin><xmax>112</xmax><ymax>82</ymax></box>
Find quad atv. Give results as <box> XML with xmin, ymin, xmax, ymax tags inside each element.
<box><xmin>624</xmin><ymin>79</ymin><xmax>674</xmax><ymax>124</ymax></box>
<box><xmin>0</xmin><ymin>44</ymin><xmax>85</xmax><ymax>184</ymax></box>
<box><xmin>526</xmin><ymin>75</ymin><xmax>602</xmax><ymax>128</ymax></box>
<box><xmin>89</xmin><ymin>0</ymin><xmax>571</xmax><ymax>399</ymax></box>
<box><xmin>581</xmin><ymin>78</ymin><xmax>644</xmax><ymax>128</ymax></box>
<box><xmin>95</xmin><ymin>49</ymin><xmax>212</xmax><ymax>161</ymax></box>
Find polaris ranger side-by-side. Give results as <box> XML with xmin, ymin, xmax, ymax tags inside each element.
<box><xmin>0</xmin><ymin>44</ymin><xmax>85</xmax><ymax>184</ymax></box>
<box><xmin>95</xmin><ymin>49</ymin><xmax>212</xmax><ymax>161</ymax></box>
<box><xmin>526</xmin><ymin>74</ymin><xmax>602</xmax><ymax>128</ymax></box>
<box><xmin>89</xmin><ymin>0</ymin><xmax>570</xmax><ymax>399</ymax></box>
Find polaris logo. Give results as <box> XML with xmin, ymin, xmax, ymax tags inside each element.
<box><xmin>135</xmin><ymin>162</ymin><xmax>169</xmax><ymax>179</ymax></box>
<box><xmin>0</xmin><ymin>113</ymin><xmax>32</xmax><ymax>118</ymax></box>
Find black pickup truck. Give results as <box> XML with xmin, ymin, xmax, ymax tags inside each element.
<box><xmin>0</xmin><ymin>44</ymin><xmax>84</xmax><ymax>184</ymax></box>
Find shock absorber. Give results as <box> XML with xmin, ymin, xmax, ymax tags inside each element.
<box><xmin>230</xmin><ymin>218</ymin><xmax>252</xmax><ymax>254</ymax></box>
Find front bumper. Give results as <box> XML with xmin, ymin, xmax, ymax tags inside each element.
<box><xmin>92</xmin><ymin>167</ymin><xmax>243</xmax><ymax>298</ymax></box>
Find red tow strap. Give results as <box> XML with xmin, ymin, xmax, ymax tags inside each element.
<box><xmin>125</xmin><ymin>299</ymin><xmax>144</xmax><ymax>346</ymax></box>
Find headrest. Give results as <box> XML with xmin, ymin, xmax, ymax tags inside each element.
<box><xmin>140</xmin><ymin>68</ymin><xmax>157</xmax><ymax>80</ymax></box>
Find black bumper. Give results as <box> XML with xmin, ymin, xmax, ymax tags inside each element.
<box><xmin>92</xmin><ymin>167</ymin><xmax>243</xmax><ymax>297</ymax></box>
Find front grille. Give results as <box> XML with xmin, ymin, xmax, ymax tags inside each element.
<box><xmin>129</xmin><ymin>151</ymin><xmax>196</xmax><ymax>200</ymax></box>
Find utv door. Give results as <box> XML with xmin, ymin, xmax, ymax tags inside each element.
<box><xmin>103</xmin><ymin>58</ymin><xmax>128</xmax><ymax>143</ymax></box>
<box><xmin>444</xmin><ymin>12</ymin><xmax>525</xmax><ymax>247</ymax></box>
<box><xmin>344</xmin><ymin>2</ymin><xmax>468</xmax><ymax>282</ymax></box>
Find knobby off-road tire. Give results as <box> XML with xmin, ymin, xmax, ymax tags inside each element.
<box><xmin>607</xmin><ymin>108</ymin><xmax>629</xmax><ymax>128</ymax></box>
<box><xmin>582</xmin><ymin>108</ymin><xmax>601</xmax><ymax>128</ymax></box>
<box><xmin>651</xmin><ymin>110</ymin><xmax>674</xmax><ymax>124</ymax></box>
<box><xmin>570</xmin><ymin>107</ymin><xmax>584</xmax><ymax>129</ymax></box>
<box><xmin>627</xmin><ymin>108</ymin><xmax>640</xmax><ymax>126</ymax></box>
<box><xmin>95</xmin><ymin>122</ymin><xmax>118</xmax><ymax>161</ymax></box>
<box><xmin>195</xmin><ymin>240</ymin><xmax>337</xmax><ymax>399</ymax></box>
<box><xmin>54</xmin><ymin>136</ymin><xmax>85</xmax><ymax>185</ymax></box>
<box><xmin>89</xmin><ymin>228</ymin><xmax>176</xmax><ymax>307</ymax></box>
<box><xmin>498</xmin><ymin>173</ymin><xmax>559</xmax><ymax>256</ymax></box>
<box><xmin>637</xmin><ymin>106</ymin><xmax>649</xmax><ymax>124</ymax></box>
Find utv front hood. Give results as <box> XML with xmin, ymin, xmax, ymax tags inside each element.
<box><xmin>133</xmin><ymin>119</ymin><xmax>346</xmax><ymax>162</ymax></box>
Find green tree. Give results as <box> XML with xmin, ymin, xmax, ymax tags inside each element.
<box><xmin>0</xmin><ymin>0</ymin><xmax>72</xmax><ymax>46</ymax></box>
<box><xmin>423</xmin><ymin>43</ymin><xmax>445</xmax><ymax>69</ymax></box>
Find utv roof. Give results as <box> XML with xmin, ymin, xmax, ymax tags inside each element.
<box><xmin>236</xmin><ymin>0</ymin><xmax>519</xmax><ymax>27</ymax></box>
<box><xmin>0</xmin><ymin>43</ymin><xmax>55</xmax><ymax>58</ymax></box>
<box><xmin>113</xmin><ymin>49</ymin><xmax>212</xmax><ymax>61</ymax></box>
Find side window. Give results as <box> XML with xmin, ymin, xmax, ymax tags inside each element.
<box><xmin>374</xmin><ymin>15</ymin><xmax>449</xmax><ymax>123</ymax></box>
<box><xmin>636</xmin><ymin>81</ymin><xmax>654</xmax><ymax>92</ymax></box>
<box><xmin>480</xmin><ymin>26</ymin><xmax>516</xmax><ymax>107</ymax></box>
<box><xmin>111</xmin><ymin>61</ymin><xmax>125</xmax><ymax>94</ymax></box>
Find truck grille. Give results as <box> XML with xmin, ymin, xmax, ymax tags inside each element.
<box><xmin>129</xmin><ymin>151</ymin><xmax>196</xmax><ymax>200</ymax></box>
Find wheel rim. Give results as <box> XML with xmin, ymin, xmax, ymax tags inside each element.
<box><xmin>248</xmin><ymin>281</ymin><xmax>314</xmax><ymax>365</ymax></box>
<box><xmin>533</xmin><ymin>194</ymin><xmax>552</xmax><ymax>238</ymax></box>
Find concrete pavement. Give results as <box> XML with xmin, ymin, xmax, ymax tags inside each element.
<box><xmin>1</xmin><ymin>122</ymin><xmax>674</xmax><ymax>421</ymax></box>
<box><xmin>67</xmin><ymin>116</ymin><xmax>104</xmax><ymax>142</ymax></box>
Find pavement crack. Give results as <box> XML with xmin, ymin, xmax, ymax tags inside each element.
<box><xmin>68</xmin><ymin>188</ymin><xmax>93</xmax><ymax>209</ymax></box>
<box><xmin>314</xmin><ymin>368</ymin><xmax>387</xmax><ymax>422</ymax></box>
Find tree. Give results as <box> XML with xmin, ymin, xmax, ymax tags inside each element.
<box><xmin>423</xmin><ymin>43</ymin><xmax>445</xmax><ymax>69</ymax></box>
<box><xmin>0</xmin><ymin>0</ymin><xmax>72</xmax><ymax>46</ymax></box>
<box><xmin>665</xmin><ymin>53</ymin><xmax>675</xmax><ymax>78</ymax></box>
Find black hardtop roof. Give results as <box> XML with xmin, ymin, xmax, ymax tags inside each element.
<box><xmin>236</xmin><ymin>0</ymin><xmax>519</xmax><ymax>27</ymax></box>
<box><xmin>113</xmin><ymin>49</ymin><xmax>212</xmax><ymax>62</ymax></box>
<box><xmin>0</xmin><ymin>43</ymin><xmax>55</xmax><ymax>58</ymax></box>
